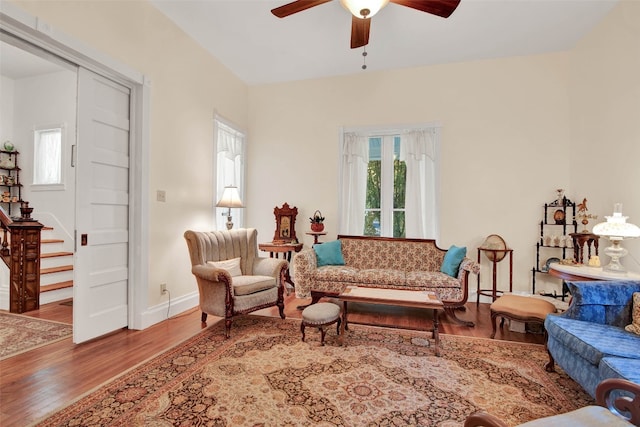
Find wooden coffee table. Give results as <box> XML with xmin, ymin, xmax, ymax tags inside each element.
<box><xmin>338</xmin><ymin>286</ymin><xmax>444</xmax><ymax>356</ymax></box>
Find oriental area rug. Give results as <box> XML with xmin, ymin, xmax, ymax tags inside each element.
<box><xmin>35</xmin><ymin>317</ymin><xmax>591</xmax><ymax>426</ymax></box>
<box><xmin>0</xmin><ymin>312</ymin><xmax>72</xmax><ymax>360</ymax></box>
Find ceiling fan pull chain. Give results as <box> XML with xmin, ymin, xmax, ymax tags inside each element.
<box><xmin>362</xmin><ymin>46</ymin><xmax>368</xmax><ymax>70</ymax></box>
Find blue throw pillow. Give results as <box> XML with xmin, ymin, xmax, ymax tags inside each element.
<box><xmin>314</xmin><ymin>240</ymin><xmax>345</xmax><ymax>267</ymax></box>
<box><xmin>441</xmin><ymin>245</ymin><xmax>467</xmax><ymax>277</ymax></box>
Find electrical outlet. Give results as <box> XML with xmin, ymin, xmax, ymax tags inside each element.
<box><xmin>160</xmin><ymin>283</ymin><xmax>167</xmax><ymax>294</ymax></box>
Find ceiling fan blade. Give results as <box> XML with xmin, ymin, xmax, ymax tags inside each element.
<box><xmin>271</xmin><ymin>0</ymin><xmax>333</xmax><ymax>18</ymax></box>
<box><xmin>351</xmin><ymin>16</ymin><xmax>371</xmax><ymax>49</ymax></box>
<box><xmin>389</xmin><ymin>0</ymin><xmax>461</xmax><ymax>18</ymax></box>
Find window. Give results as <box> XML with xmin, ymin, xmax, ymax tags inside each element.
<box><xmin>340</xmin><ymin>126</ymin><xmax>440</xmax><ymax>239</ymax></box>
<box><xmin>214</xmin><ymin>117</ymin><xmax>245</xmax><ymax>229</ymax></box>
<box><xmin>364</xmin><ymin>136</ymin><xmax>406</xmax><ymax>237</ymax></box>
<box><xmin>33</xmin><ymin>126</ymin><xmax>63</xmax><ymax>186</ymax></box>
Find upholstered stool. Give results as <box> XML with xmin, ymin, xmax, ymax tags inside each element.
<box><xmin>490</xmin><ymin>294</ymin><xmax>556</xmax><ymax>339</ymax></box>
<box><xmin>301</xmin><ymin>302</ymin><xmax>341</xmax><ymax>346</ymax></box>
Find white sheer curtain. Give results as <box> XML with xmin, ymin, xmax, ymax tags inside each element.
<box><xmin>400</xmin><ymin>128</ymin><xmax>438</xmax><ymax>239</ymax></box>
<box><xmin>215</xmin><ymin>120</ymin><xmax>245</xmax><ymax>228</ymax></box>
<box><xmin>33</xmin><ymin>128</ymin><xmax>62</xmax><ymax>185</ymax></box>
<box><xmin>339</xmin><ymin>132</ymin><xmax>369</xmax><ymax>235</ymax></box>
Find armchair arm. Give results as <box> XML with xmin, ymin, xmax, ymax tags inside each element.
<box><xmin>292</xmin><ymin>248</ymin><xmax>318</xmax><ymax>299</ymax></box>
<box><xmin>463</xmin><ymin>412</ymin><xmax>508</xmax><ymax>427</ymax></box>
<box><xmin>253</xmin><ymin>257</ymin><xmax>288</xmax><ymax>284</ymax></box>
<box><xmin>596</xmin><ymin>378</ymin><xmax>640</xmax><ymax>425</ymax></box>
<box><xmin>191</xmin><ymin>264</ymin><xmax>234</xmax><ymax>308</ymax></box>
<box><xmin>562</xmin><ymin>280</ymin><xmax>640</xmax><ymax>326</ymax></box>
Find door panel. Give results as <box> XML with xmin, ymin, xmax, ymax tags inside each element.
<box><xmin>74</xmin><ymin>68</ymin><xmax>130</xmax><ymax>343</ymax></box>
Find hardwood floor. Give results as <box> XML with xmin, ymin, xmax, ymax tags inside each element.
<box><xmin>0</xmin><ymin>294</ymin><xmax>545</xmax><ymax>426</ymax></box>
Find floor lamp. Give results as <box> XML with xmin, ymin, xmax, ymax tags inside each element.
<box><xmin>216</xmin><ymin>186</ymin><xmax>244</xmax><ymax>230</ymax></box>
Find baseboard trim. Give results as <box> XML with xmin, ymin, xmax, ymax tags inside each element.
<box><xmin>137</xmin><ymin>291</ymin><xmax>199</xmax><ymax>330</ymax></box>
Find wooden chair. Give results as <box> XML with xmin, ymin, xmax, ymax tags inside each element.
<box><xmin>184</xmin><ymin>228</ymin><xmax>287</xmax><ymax>338</ymax></box>
<box><xmin>464</xmin><ymin>378</ymin><xmax>640</xmax><ymax>427</ymax></box>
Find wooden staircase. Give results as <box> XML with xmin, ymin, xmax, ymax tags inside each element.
<box><xmin>40</xmin><ymin>226</ymin><xmax>74</xmax><ymax>301</ymax></box>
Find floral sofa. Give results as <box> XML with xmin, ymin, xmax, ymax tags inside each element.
<box><xmin>292</xmin><ymin>235</ymin><xmax>480</xmax><ymax>326</ymax></box>
<box><xmin>545</xmin><ymin>280</ymin><xmax>640</xmax><ymax>398</ymax></box>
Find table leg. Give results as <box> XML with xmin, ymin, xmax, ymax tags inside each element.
<box><xmin>343</xmin><ymin>301</ymin><xmax>349</xmax><ymax>331</ymax></box>
<box><xmin>433</xmin><ymin>309</ymin><xmax>441</xmax><ymax>357</ymax></box>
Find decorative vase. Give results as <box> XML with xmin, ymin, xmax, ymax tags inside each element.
<box><xmin>311</xmin><ymin>223</ymin><xmax>324</xmax><ymax>232</ymax></box>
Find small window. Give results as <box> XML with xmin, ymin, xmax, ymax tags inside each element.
<box><xmin>33</xmin><ymin>126</ymin><xmax>63</xmax><ymax>185</ymax></box>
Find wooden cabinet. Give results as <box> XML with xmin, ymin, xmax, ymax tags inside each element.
<box><xmin>531</xmin><ymin>196</ymin><xmax>577</xmax><ymax>298</ymax></box>
<box><xmin>0</xmin><ymin>150</ymin><xmax>22</xmax><ymax>216</ymax></box>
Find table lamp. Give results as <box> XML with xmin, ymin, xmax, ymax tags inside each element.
<box><xmin>592</xmin><ymin>203</ymin><xmax>640</xmax><ymax>273</ymax></box>
<box><xmin>216</xmin><ymin>186</ymin><xmax>244</xmax><ymax>230</ymax></box>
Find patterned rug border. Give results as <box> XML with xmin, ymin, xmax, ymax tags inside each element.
<box><xmin>0</xmin><ymin>312</ymin><xmax>73</xmax><ymax>360</ymax></box>
<box><xmin>32</xmin><ymin>315</ymin><xmax>592</xmax><ymax>426</ymax></box>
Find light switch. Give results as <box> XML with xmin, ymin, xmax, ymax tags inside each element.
<box><xmin>157</xmin><ymin>190</ymin><xmax>166</xmax><ymax>202</ymax></box>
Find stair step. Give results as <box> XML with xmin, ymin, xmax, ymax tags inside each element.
<box><xmin>41</xmin><ymin>280</ymin><xmax>73</xmax><ymax>292</ymax></box>
<box><xmin>41</xmin><ymin>251</ymin><xmax>73</xmax><ymax>258</ymax></box>
<box><xmin>41</xmin><ymin>265</ymin><xmax>74</xmax><ymax>275</ymax></box>
<box><xmin>41</xmin><ymin>238</ymin><xmax>65</xmax><ymax>244</ymax></box>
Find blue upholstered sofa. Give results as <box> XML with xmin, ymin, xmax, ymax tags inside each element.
<box><xmin>544</xmin><ymin>280</ymin><xmax>640</xmax><ymax>398</ymax></box>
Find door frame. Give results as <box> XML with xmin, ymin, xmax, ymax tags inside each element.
<box><xmin>1</xmin><ymin>3</ymin><xmax>150</xmax><ymax>329</ymax></box>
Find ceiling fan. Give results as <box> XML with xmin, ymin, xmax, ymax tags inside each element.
<box><xmin>271</xmin><ymin>0</ymin><xmax>461</xmax><ymax>49</ymax></box>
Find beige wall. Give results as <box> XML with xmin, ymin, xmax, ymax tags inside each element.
<box><xmin>10</xmin><ymin>0</ymin><xmax>249</xmax><ymax>307</ymax></box>
<box><xmin>569</xmin><ymin>0</ymin><xmax>640</xmax><ymax>268</ymax></box>
<box><xmin>248</xmin><ymin>53</ymin><xmax>572</xmax><ymax>295</ymax></box>
<box><xmin>7</xmin><ymin>0</ymin><xmax>639</xmax><ymax>319</ymax></box>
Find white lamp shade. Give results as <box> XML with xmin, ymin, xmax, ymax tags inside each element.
<box><xmin>339</xmin><ymin>0</ymin><xmax>390</xmax><ymax>18</ymax></box>
<box><xmin>592</xmin><ymin>204</ymin><xmax>640</xmax><ymax>239</ymax></box>
<box><xmin>216</xmin><ymin>186</ymin><xmax>244</xmax><ymax>208</ymax></box>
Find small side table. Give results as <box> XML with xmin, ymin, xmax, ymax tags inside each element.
<box><xmin>306</xmin><ymin>231</ymin><xmax>327</xmax><ymax>245</ymax></box>
<box><xmin>476</xmin><ymin>247</ymin><xmax>513</xmax><ymax>305</ymax></box>
<box><xmin>570</xmin><ymin>232</ymin><xmax>599</xmax><ymax>264</ymax></box>
<box><xmin>258</xmin><ymin>242</ymin><xmax>303</xmax><ymax>293</ymax></box>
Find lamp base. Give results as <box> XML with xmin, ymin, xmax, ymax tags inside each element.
<box><xmin>602</xmin><ymin>240</ymin><xmax>628</xmax><ymax>273</ymax></box>
<box><xmin>225</xmin><ymin>215</ymin><xmax>234</xmax><ymax>230</ymax></box>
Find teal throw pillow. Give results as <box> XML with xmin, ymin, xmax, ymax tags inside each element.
<box><xmin>441</xmin><ymin>245</ymin><xmax>467</xmax><ymax>277</ymax></box>
<box><xmin>314</xmin><ymin>240</ymin><xmax>345</xmax><ymax>267</ymax></box>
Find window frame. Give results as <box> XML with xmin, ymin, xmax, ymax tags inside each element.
<box><xmin>213</xmin><ymin>115</ymin><xmax>246</xmax><ymax>230</ymax></box>
<box><xmin>31</xmin><ymin>123</ymin><xmax>66</xmax><ymax>191</ymax></box>
<box><xmin>339</xmin><ymin>123</ymin><xmax>441</xmax><ymax>239</ymax></box>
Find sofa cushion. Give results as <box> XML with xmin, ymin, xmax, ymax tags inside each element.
<box><xmin>314</xmin><ymin>240</ymin><xmax>345</xmax><ymax>267</ymax></box>
<box><xmin>599</xmin><ymin>357</ymin><xmax>640</xmax><ymax>385</ymax></box>
<box><xmin>406</xmin><ymin>271</ymin><xmax>460</xmax><ymax>289</ymax></box>
<box><xmin>232</xmin><ymin>275</ymin><xmax>276</xmax><ymax>296</ymax></box>
<box><xmin>441</xmin><ymin>245</ymin><xmax>466</xmax><ymax>277</ymax></box>
<box><xmin>351</xmin><ymin>269</ymin><xmax>406</xmax><ymax>286</ymax></box>
<box><xmin>545</xmin><ymin>315</ymin><xmax>640</xmax><ymax>365</ymax></box>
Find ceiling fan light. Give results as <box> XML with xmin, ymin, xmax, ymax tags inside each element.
<box><xmin>339</xmin><ymin>0</ymin><xmax>390</xmax><ymax>18</ymax></box>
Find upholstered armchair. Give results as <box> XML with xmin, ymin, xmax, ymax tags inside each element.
<box><xmin>184</xmin><ymin>228</ymin><xmax>287</xmax><ymax>338</ymax></box>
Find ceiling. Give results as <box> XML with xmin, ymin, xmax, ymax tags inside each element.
<box><xmin>150</xmin><ymin>0</ymin><xmax>619</xmax><ymax>85</ymax></box>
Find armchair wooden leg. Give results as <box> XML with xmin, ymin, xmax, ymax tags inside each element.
<box><xmin>278</xmin><ymin>301</ymin><xmax>286</xmax><ymax>319</ymax></box>
<box><xmin>201</xmin><ymin>312</ymin><xmax>208</xmax><ymax>323</ymax></box>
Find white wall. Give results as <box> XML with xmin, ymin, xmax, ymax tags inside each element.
<box><xmin>13</xmin><ymin>70</ymin><xmax>77</xmax><ymax>241</ymax></box>
<box><xmin>10</xmin><ymin>0</ymin><xmax>249</xmax><ymax>309</ymax></box>
<box><xmin>569</xmin><ymin>0</ymin><xmax>640</xmax><ymax>271</ymax></box>
<box><xmin>6</xmin><ymin>0</ymin><xmax>639</xmax><ymax>320</ymax></box>
<box><xmin>248</xmin><ymin>53</ymin><xmax>572</xmax><ymax>296</ymax></box>
<box><xmin>0</xmin><ymin>75</ymin><xmax>15</xmax><ymax>143</ymax></box>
